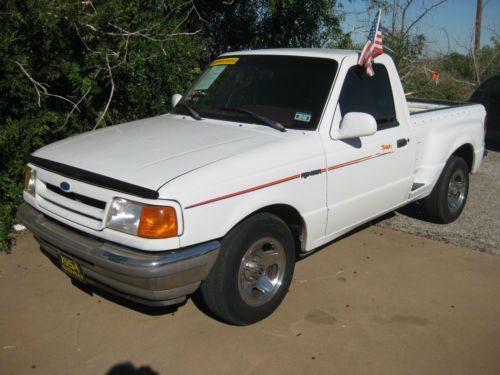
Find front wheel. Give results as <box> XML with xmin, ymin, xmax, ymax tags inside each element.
<box><xmin>421</xmin><ymin>155</ymin><xmax>469</xmax><ymax>223</ymax></box>
<box><xmin>200</xmin><ymin>213</ymin><xmax>296</xmax><ymax>325</ymax></box>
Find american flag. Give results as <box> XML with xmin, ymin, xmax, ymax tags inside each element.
<box><xmin>358</xmin><ymin>10</ymin><xmax>383</xmax><ymax>77</ymax></box>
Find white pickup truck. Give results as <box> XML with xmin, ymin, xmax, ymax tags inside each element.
<box><xmin>18</xmin><ymin>49</ymin><xmax>485</xmax><ymax>325</ymax></box>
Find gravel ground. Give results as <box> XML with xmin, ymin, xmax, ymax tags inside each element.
<box><xmin>377</xmin><ymin>148</ymin><xmax>500</xmax><ymax>256</ymax></box>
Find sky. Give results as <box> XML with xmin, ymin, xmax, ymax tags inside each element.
<box><xmin>341</xmin><ymin>0</ymin><xmax>500</xmax><ymax>55</ymax></box>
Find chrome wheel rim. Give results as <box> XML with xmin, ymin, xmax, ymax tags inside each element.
<box><xmin>238</xmin><ymin>237</ymin><xmax>286</xmax><ymax>307</ymax></box>
<box><xmin>447</xmin><ymin>169</ymin><xmax>466</xmax><ymax>211</ymax></box>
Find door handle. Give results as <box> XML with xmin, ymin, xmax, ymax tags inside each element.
<box><xmin>397</xmin><ymin>138</ymin><xmax>409</xmax><ymax>148</ymax></box>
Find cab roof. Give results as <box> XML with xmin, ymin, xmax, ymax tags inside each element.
<box><xmin>220</xmin><ymin>48</ymin><xmax>360</xmax><ymax>61</ymax></box>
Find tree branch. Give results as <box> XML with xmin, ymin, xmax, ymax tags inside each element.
<box><xmin>480</xmin><ymin>49</ymin><xmax>500</xmax><ymax>76</ymax></box>
<box><xmin>470</xmin><ymin>50</ymin><xmax>481</xmax><ymax>84</ymax></box>
<box><xmin>107</xmin><ymin>22</ymin><xmax>201</xmax><ymax>42</ymax></box>
<box><xmin>74</xmin><ymin>24</ymin><xmax>102</xmax><ymax>54</ymax></box>
<box><xmin>53</xmin><ymin>86</ymin><xmax>92</xmax><ymax>133</ymax></box>
<box><xmin>403</xmin><ymin>0</ymin><xmax>447</xmax><ymax>38</ymax></box>
<box><xmin>15</xmin><ymin>61</ymin><xmax>80</xmax><ymax>110</ymax></box>
<box><xmin>94</xmin><ymin>54</ymin><xmax>115</xmax><ymax>130</ymax></box>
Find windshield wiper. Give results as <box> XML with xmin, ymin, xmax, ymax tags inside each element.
<box><xmin>177</xmin><ymin>102</ymin><xmax>203</xmax><ymax>121</ymax></box>
<box><xmin>221</xmin><ymin>107</ymin><xmax>286</xmax><ymax>132</ymax></box>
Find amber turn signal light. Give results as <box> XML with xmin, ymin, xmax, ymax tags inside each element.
<box><xmin>138</xmin><ymin>205</ymin><xmax>178</xmax><ymax>239</ymax></box>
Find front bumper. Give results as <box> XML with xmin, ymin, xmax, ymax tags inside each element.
<box><xmin>17</xmin><ymin>203</ymin><xmax>220</xmax><ymax>306</ymax></box>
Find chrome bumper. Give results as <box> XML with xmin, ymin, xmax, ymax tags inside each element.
<box><xmin>17</xmin><ymin>203</ymin><xmax>220</xmax><ymax>306</ymax></box>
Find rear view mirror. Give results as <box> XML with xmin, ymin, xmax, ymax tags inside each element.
<box><xmin>171</xmin><ymin>93</ymin><xmax>182</xmax><ymax>108</ymax></box>
<box><xmin>334</xmin><ymin>112</ymin><xmax>377</xmax><ymax>140</ymax></box>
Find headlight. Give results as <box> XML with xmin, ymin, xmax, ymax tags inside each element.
<box><xmin>106</xmin><ymin>198</ymin><xmax>143</xmax><ymax>235</ymax></box>
<box><xmin>106</xmin><ymin>198</ymin><xmax>178</xmax><ymax>239</ymax></box>
<box><xmin>24</xmin><ymin>166</ymin><xmax>36</xmax><ymax>196</ymax></box>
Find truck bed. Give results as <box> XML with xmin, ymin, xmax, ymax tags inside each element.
<box><xmin>406</xmin><ymin>99</ymin><xmax>485</xmax><ymax>202</ymax></box>
<box><xmin>407</xmin><ymin>98</ymin><xmax>471</xmax><ymax>114</ymax></box>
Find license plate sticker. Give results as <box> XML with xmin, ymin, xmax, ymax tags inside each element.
<box><xmin>59</xmin><ymin>254</ymin><xmax>86</xmax><ymax>283</ymax></box>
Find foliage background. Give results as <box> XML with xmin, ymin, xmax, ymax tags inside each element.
<box><xmin>0</xmin><ymin>0</ymin><xmax>348</xmax><ymax>250</ymax></box>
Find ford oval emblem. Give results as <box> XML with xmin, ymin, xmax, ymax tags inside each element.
<box><xmin>60</xmin><ymin>181</ymin><xmax>71</xmax><ymax>192</ymax></box>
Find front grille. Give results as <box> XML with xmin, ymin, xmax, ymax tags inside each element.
<box><xmin>36</xmin><ymin>177</ymin><xmax>108</xmax><ymax>230</ymax></box>
<box><xmin>46</xmin><ymin>183</ymin><xmax>106</xmax><ymax>209</ymax></box>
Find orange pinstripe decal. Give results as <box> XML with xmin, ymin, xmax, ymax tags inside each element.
<box><xmin>328</xmin><ymin>151</ymin><xmax>393</xmax><ymax>171</ymax></box>
<box><xmin>185</xmin><ymin>174</ymin><xmax>301</xmax><ymax>209</ymax></box>
<box><xmin>327</xmin><ymin>155</ymin><xmax>372</xmax><ymax>171</ymax></box>
<box><xmin>184</xmin><ymin>151</ymin><xmax>394</xmax><ymax>209</ymax></box>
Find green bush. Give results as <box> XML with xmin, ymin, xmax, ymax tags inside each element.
<box><xmin>0</xmin><ymin>0</ymin><xmax>204</xmax><ymax>251</ymax></box>
<box><xmin>403</xmin><ymin>70</ymin><xmax>472</xmax><ymax>101</ymax></box>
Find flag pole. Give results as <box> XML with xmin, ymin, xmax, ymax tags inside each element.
<box><xmin>358</xmin><ymin>8</ymin><xmax>383</xmax><ymax>77</ymax></box>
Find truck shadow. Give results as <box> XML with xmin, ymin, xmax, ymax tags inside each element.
<box><xmin>72</xmin><ymin>280</ymin><xmax>184</xmax><ymax>316</ymax></box>
<box><xmin>296</xmin><ymin>212</ymin><xmax>397</xmax><ymax>261</ymax></box>
<box><xmin>190</xmin><ymin>290</ymin><xmax>224</xmax><ymax>322</ymax></box>
<box><xmin>392</xmin><ymin>202</ymin><xmax>428</xmax><ymax>221</ymax></box>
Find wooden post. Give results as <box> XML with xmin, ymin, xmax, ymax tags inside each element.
<box><xmin>474</xmin><ymin>0</ymin><xmax>482</xmax><ymax>58</ymax></box>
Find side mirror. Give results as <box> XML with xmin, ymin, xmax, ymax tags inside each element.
<box><xmin>171</xmin><ymin>93</ymin><xmax>182</xmax><ymax>108</ymax></box>
<box><xmin>334</xmin><ymin>112</ymin><xmax>377</xmax><ymax>140</ymax></box>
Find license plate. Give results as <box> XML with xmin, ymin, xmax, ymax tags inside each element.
<box><xmin>59</xmin><ymin>254</ymin><xmax>86</xmax><ymax>283</ymax></box>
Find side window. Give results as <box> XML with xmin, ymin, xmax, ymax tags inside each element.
<box><xmin>338</xmin><ymin>64</ymin><xmax>398</xmax><ymax>130</ymax></box>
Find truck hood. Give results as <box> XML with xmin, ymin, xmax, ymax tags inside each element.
<box><xmin>32</xmin><ymin>115</ymin><xmax>281</xmax><ymax>191</ymax></box>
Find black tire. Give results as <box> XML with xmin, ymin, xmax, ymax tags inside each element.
<box><xmin>421</xmin><ymin>156</ymin><xmax>469</xmax><ymax>223</ymax></box>
<box><xmin>200</xmin><ymin>213</ymin><xmax>296</xmax><ymax>325</ymax></box>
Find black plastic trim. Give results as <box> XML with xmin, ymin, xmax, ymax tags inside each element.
<box><xmin>397</xmin><ymin>138</ymin><xmax>408</xmax><ymax>148</ymax></box>
<box><xmin>408</xmin><ymin>98</ymin><xmax>474</xmax><ymax>115</ymax></box>
<box><xmin>46</xmin><ymin>183</ymin><xmax>106</xmax><ymax>209</ymax></box>
<box><xmin>411</xmin><ymin>182</ymin><xmax>425</xmax><ymax>191</ymax></box>
<box><xmin>29</xmin><ymin>156</ymin><xmax>159</xmax><ymax>199</ymax></box>
<box><xmin>408</xmin><ymin>97</ymin><xmax>466</xmax><ymax>106</ymax></box>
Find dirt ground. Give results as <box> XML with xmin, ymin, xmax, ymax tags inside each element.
<box><xmin>1</xmin><ymin>227</ymin><xmax>500</xmax><ymax>375</ymax></box>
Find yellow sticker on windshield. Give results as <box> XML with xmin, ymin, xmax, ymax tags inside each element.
<box><xmin>210</xmin><ymin>57</ymin><xmax>239</xmax><ymax>66</ymax></box>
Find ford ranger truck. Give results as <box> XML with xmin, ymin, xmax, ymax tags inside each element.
<box><xmin>17</xmin><ymin>49</ymin><xmax>486</xmax><ymax>325</ymax></box>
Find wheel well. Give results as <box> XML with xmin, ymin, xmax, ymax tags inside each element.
<box><xmin>255</xmin><ymin>204</ymin><xmax>305</xmax><ymax>254</ymax></box>
<box><xmin>452</xmin><ymin>144</ymin><xmax>474</xmax><ymax>172</ymax></box>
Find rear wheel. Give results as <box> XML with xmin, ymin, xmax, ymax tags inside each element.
<box><xmin>422</xmin><ymin>156</ymin><xmax>469</xmax><ymax>223</ymax></box>
<box><xmin>200</xmin><ymin>213</ymin><xmax>295</xmax><ymax>325</ymax></box>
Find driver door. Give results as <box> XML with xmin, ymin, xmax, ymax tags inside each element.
<box><xmin>323</xmin><ymin>64</ymin><xmax>414</xmax><ymax>239</ymax></box>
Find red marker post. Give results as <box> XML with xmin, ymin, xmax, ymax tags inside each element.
<box><xmin>432</xmin><ymin>71</ymin><xmax>439</xmax><ymax>85</ymax></box>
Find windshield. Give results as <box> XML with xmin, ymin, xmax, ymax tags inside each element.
<box><xmin>172</xmin><ymin>55</ymin><xmax>338</xmax><ymax>130</ymax></box>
